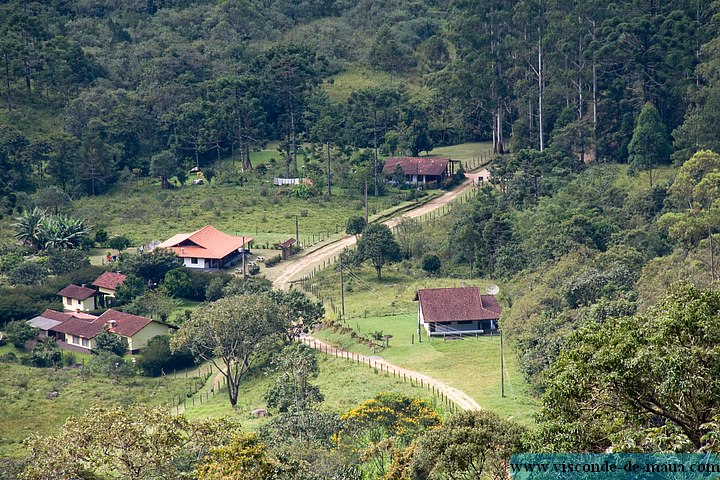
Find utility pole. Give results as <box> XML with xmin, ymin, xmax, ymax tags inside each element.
<box><xmin>339</xmin><ymin>257</ymin><xmax>345</xmax><ymax>319</ymax></box>
<box><xmin>295</xmin><ymin>215</ymin><xmax>299</xmax><ymax>247</ymax></box>
<box><xmin>500</xmin><ymin>327</ymin><xmax>505</xmax><ymax>398</ymax></box>
<box><xmin>241</xmin><ymin>236</ymin><xmax>246</xmax><ymax>280</ymax></box>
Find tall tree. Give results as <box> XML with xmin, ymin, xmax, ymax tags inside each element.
<box><xmin>171</xmin><ymin>295</ymin><xmax>286</xmax><ymax>406</ymax></box>
<box><xmin>355</xmin><ymin>223</ymin><xmax>402</xmax><ymax>279</ymax></box>
<box><xmin>628</xmin><ymin>102</ymin><xmax>671</xmax><ymax>187</ymax></box>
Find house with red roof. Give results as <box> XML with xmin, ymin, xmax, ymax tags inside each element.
<box><xmin>58</xmin><ymin>284</ymin><xmax>98</xmax><ymax>312</ymax></box>
<box><xmin>383</xmin><ymin>157</ymin><xmax>460</xmax><ymax>186</ymax></box>
<box><xmin>92</xmin><ymin>271</ymin><xmax>127</xmax><ymax>307</ymax></box>
<box><xmin>415</xmin><ymin>287</ymin><xmax>501</xmax><ymax>336</ymax></box>
<box><xmin>27</xmin><ymin>308</ymin><xmax>173</xmax><ymax>353</ymax></box>
<box><xmin>158</xmin><ymin>225</ymin><xmax>253</xmax><ymax>270</ymax></box>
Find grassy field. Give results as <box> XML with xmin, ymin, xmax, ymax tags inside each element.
<box><xmin>313</xmin><ymin>314</ymin><xmax>538</xmax><ymax>425</ymax></box>
<box><xmin>182</xmin><ymin>354</ymin><xmax>449</xmax><ymax>430</ymax></box>
<box><xmin>0</xmin><ymin>362</ymin><xmax>203</xmax><ymax>458</ymax></box>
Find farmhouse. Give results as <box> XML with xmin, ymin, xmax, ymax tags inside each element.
<box><xmin>383</xmin><ymin>157</ymin><xmax>459</xmax><ymax>186</ymax></box>
<box><xmin>158</xmin><ymin>225</ymin><xmax>253</xmax><ymax>270</ymax></box>
<box><xmin>58</xmin><ymin>284</ymin><xmax>98</xmax><ymax>312</ymax></box>
<box><xmin>27</xmin><ymin>308</ymin><xmax>172</xmax><ymax>353</ymax></box>
<box><xmin>92</xmin><ymin>271</ymin><xmax>127</xmax><ymax>307</ymax></box>
<box><xmin>415</xmin><ymin>287</ymin><xmax>501</xmax><ymax>336</ymax></box>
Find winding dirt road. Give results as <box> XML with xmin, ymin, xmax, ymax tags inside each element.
<box><xmin>272</xmin><ymin>170</ymin><xmax>488</xmax><ymax>290</ymax></box>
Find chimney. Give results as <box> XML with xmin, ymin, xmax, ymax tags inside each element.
<box><xmin>81</xmin><ymin>283</ymin><xmax>86</xmax><ymax>288</ymax></box>
<box><xmin>181</xmin><ymin>248</ymin><xmax>185</xmax><ymax>254</ymax></box>
<box><xmin>108</xmin><ymin>320</ymin><xmax>117</xmax><ymax>329</ymax></box>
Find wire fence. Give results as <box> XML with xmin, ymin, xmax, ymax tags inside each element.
<box><xmin>163</xmin><ymin>364</ymin><xmax>215</xmax><ymax>414</ymax></box>
<box><xmin>302</xmin><ymin>337</ymin><xmax>465</xmax><ymax>414</ymax></box>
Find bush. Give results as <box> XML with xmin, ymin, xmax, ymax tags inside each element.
<box><xmin>205</xmin><ymin>276</ymin><xmax>232</xmax><ymax>301</ymax></box>
<box><xmin>94</xmin><ymin>329</ymin><xmax>128</xmax><ymax>356</ymax></box>
<box><xmin>248</xmin><ymin>264</ymin><xmax>261</xmax><ymax>276</ymax></box>
<box><xmin>164</xmin><ymin>268</ymin><xmax>192</xmax><ymax>298</ymax></box>
<box><xmin>421</xmin><ymin>254</ymin><xmax>441</xmax><ymax>274</ymax></box>
<box><xmin>8</xmin><ymin>260</ymin><xmax>48</xmax><ymax>285</ymax></box>
<box><xmin>47</xmin><ymin>248</ymin><xmax>90</xmax><ymax>275</ymax></box>
<box><xmin>6</xmin><ymin>320</ymin><xmax>38</xmax><ymax>349</ymax></box>
<box><xmin>137</xmin><ymin>334</ymin><xmax>195</xmax><ymax>376</ymax></box>
<box><xmin>63</xmin><ymin>350</ymin><xmax>78</xmax><ymax>367</ymax></box>
<box><xmin>94</xmin><ymin>228</ymin><xmax>108</xmax><ymax>245</ymax></box>
<box><xmin>29</xmin><ymin>337</ymin><xmax>62</xmax><ymax>368</ymax></box>
<box><xmin>107</xmin><ymin>235</ymin><xmax>132</xmax><ymax>252</ymax></box>
<box><xmin>222</xmin><ymin>277</ymin><xmax>273</xmax><ymax>297</ymax></box>
<box><xmin>185</xmin><ymin>270</ymin><xmax>230</xmax><ymax>301</ymax></box>
<box><xmin>265</xmin><ymin>254</ymin><xmax>282</xmax><ymax>267</ymax></box>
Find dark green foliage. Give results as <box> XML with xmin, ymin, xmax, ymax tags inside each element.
<box><xmin>421</xmin><ymin>254</ymin><xmax>441</xmax><ymax>274</ymax></box>
<box><xmin>123</xmin><ymin>290</ymin><xmax>180</xmax><ymax>323</ymax></box>
<box><xmin>137</xmin><ymin>334</ymin><xmax>194</xmax><ymax>377</ymax></box>
<box><xmin>5</xmin><ymin>320</ymin><xmax>38</xmax><ymax>349</ymax></box>
<box><xmin>536</xmin><ymin>283</ymin><xmax>720</xmax><ymax>451</ymax></box>
<box><xmin>114</xmin><ymin>274</ymin><xmax>147</xmax><ymax>305</ymax></box>
<box><xmin>266</xmin><ymin>290</ymin><xmax>325</xmax><ymax>339</ymax></box>
<box><xmin>119</xmin><ymin>249</ymin><xmax>183</xmax><ymax>284</ymax></box>
<box><xmin>107</xmin><ymin>235</ymin><xmax>132</xmax><ymax>252</ymax></box>
<box><xmin>184</xmin><ymin>270</ymin><xmax>229</xmax><ymax>301</ymax></box>
<box><xmin>29</xmin><ymin>337</ymin><xmax>62</xmax><ymax>368</ymax></box>
<box><xmin>94</xmin><ymin>228</ymin><xmax>108</xmax><ymax>245</ymax></box>
<box><xmin>355</xmin><ymin>223</ymin><xmax>402</xmax><ymax>279</ymax></box>
<box><xmin>47</xmin><ymin>248</ymin><xmax>90</xmax><ymax>275</ymax></box>
<box><xmin>163</xmin><ymin>268</ymin><xmax>191</xmax><ymax>298</ymax></box>
<box><xmin>262</xmin><ymin>409</ymin><xmax>346</xmax><ymax>449</ymax></box>
<box><xmin>628</xmin><ymin>103</ymin><xmax>672</xmax><ymax>187</ymax></box>
<box><xmin>264</xmin><ymin>254</ymin><xmax>282</xmax><ymax>267</ymax></box>
<box><xmin>405</xmin><ymin>411</ymin><xmax>527</xmax><ymax>479</ymax></box>
<box><xmin>222</xmin><ymin>276</ymin><xmax>273</xmax><ymax>297</ymax></box>
<box><xmin>89</xmin><ymin>351</ymin><xmax>136</xmax><ymax>379</ymax></box>
<box><xmin>345</xmin><ymin>216</ymin><xmax>367</xmax><ymax>236</ymax></box>
<box><xmin>7</xmin><ymin>260</ymin><xmax>48</xmax><ymax>285</ymax></box>
<box><xmin>265</xmin><ymin>344</ymin><xmax>323</xmax><ymax>412</ymax></box>
<box><xmin>204</xmin><ymin>276</ymin><xmax>232</xmax><ymax>301</ymax></box>
<box><xmin>93</xmin><ymin>329</ymin><xmax>128</xmax><ymax>356</ymax></box>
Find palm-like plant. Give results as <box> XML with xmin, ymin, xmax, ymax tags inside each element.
<box><xmin>37</xmin><ymin>215</ymin><xmax>91</xmax><ymax>250</ymax></box>
<box><xmin>12</xmin><ymin>208</ymin><xmax>47</xmax><ymax>252</ymax></box>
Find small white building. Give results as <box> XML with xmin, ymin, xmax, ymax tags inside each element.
<box><xmin>158</xmin><ymin>225</ymin><xmax>252</xmax><ymax>271</ymax></box>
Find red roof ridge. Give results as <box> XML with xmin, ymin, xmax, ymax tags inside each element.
<box><xmin>58</xmin><ymin>284</ymin><xmax>98</xmax><ymax>300</ymax></box>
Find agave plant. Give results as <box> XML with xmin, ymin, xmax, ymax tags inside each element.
<box><xmin>12</xmin><ymin>208</ymin><xmax>47</xmax><ymax>252</ymax></box>
<box><xmin>37</xmin><ymin>215</ymin><xmax>92</xmax><ymax>250</ymax></box>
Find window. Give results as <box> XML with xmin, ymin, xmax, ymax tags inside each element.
<box><xmin>77</xmin><ymin>299</ymin><xmax>81</xmax><ymax>306</ymax></box>
<box><xmin>81</xmin><ymin>338</ymin><xmax>90</xmax><ymax>348</ymax></box>
<box><xmin>191</xmin><ymin>257</ymin><xmax>198</xmax><ymax>264</ymax></box>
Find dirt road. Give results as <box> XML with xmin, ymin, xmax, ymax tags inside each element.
<box><xmin>272</xmin><ymin>172</ymin><xmax>485</xmax><ymax>290</ymax></box>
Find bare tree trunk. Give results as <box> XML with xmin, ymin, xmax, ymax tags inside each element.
<box><xmin>537</xmin><ymin>13</ymin><xmax>544</xmax><ymax>152</ymax></box>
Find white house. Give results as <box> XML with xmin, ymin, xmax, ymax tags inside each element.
<box><xmin>158</xmin><ymin>225</ymin><xmax>252</xmax><ymax>270</ymax></box>
<box><xmin>58</xmin><ymin>284</ymin><xmax>98</xmax><ymax>312</ymax></box>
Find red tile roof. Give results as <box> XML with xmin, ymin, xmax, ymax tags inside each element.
<box><xmin>416</xmin><ymin>287</ymin><xmax>501</xmax><ymax>323</ymax></box>
<box><xmin>52</xmin><ymin>315</ymin><xmax>105</xmax><ymax>338</ymax></box>
<box><xmin>92</xmin><ymin>271</ymin><xmax>127</xmax><ymax>291</ymax></box>
<box><xmin>38</xmin><ymin>309</ymin><xmax>74</xmax><ymax>323</ymax></box>
<box><xmin>158</xmin><ymin>225</ymin><xmax>253</xmax><ymax>260</ymax></box>
<box><xmin>383</xmin><ymin>157</ymin><xmax>450</xmax><ymax>177</ymax></box>
<box><xmin>58</xmin><ymin>284</ymin><xmax>98</xmax><ymax>300</ymax></box>
<box><xmin>98</xmin><ymin>309</ymin><xmax>153</xmax><ymax>337</ymax></box>
<box><xmin>280</xmin><ymin>238</ymin><xmax>296</xmax><ymax>249</ymax></box>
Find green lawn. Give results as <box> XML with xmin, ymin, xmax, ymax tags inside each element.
<box><xmin>313</xmin><ymin>313</ymin><xmax>538</xmax><ymax>425</ymax></box>
<box><xmin>0</xmin><ymin>362</ymin><xmax>202</xmax><ymax>458</ymax></box>
<box><xmin>182</xmin><ymin>354</ymin><xmax>449</xmax><ymax>430</ymax></box>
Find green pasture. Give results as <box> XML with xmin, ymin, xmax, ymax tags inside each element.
<box><xmin>0</xmin><ymin>362</ymin><xmax>203</xmax><ymax>458</ymax></box>
<box><xmin>314</xmin><ymin>313</ymin><xmax>538</xmax><ymax>425</ymax></box>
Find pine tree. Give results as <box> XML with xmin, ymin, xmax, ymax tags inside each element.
<box><xmin>627</xmin><ymin>102</ymin><xmax>671</xmax><ymax>187</ymax></box>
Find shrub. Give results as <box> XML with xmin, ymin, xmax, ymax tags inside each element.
<box><xmin>265</xmin><ymin>254</ymin><xmax>282</xmax><ymax>267</ymax></box>
<box><xmin>94</xmin><ymin>228</ymin><xmax>108</xmax><ymax>245</ymax></box>
<box><xmin>185</xmin><ymin>270</ymin><xmax>230</xmax><ymax>301</ymax></box>
<box><xmin>421</xmin><ymin>254</ymin><xmax>442</xmax><ymax>274</ymax></box>
<box><xmin>205</xmin><ymin>275</ymin><xmax>232</xmax><ymax>301</ymax></box>
<box><xmin>248</xmin><ymin>264</ymin><xmax>261</xmax><ymax>276</ymax></box>
<box><xmin>47</xmin><ymin>248</ymin><xmax>90</xmax><ymax>275</ymax></box>
<box><xmin>8</xmin><ymin>260</ymin><xmax>48</xmax><ymax>285</ymax></box>
<box><xmin>6</xmin><ymin>320</ymin><xmax>38</xmax><ymax>349</ymax></box>
<box><xmin>63</xmin><ymin>351</ymin><xmax>78</xmax><ymax>367</ymax></box>
<box><xmin>94</xmin><ymin>329</ymin><xmax>128</xmax><ymax>356</ymax></box>
<box><xmin>29</xmin><ymin>337</ymin><xmax>62</xmax><ymax>368</ymax></box>
<box><xmin>164</xmin><ymin>268</ymin><xmax>192</xmax><ymax>298</ymax></box>
<box><xmin>137</xmin><ymin>334</ymin><xmax>194</xmax><ymax>376</ymax></box>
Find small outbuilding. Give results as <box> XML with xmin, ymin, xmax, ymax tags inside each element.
<box><xmin>92</xmin><ymin>271</ymin><xmax>127</xmax><ymax>307</ymax></box>
<box><xmin>415</xmin><ymin>287</ymin><xmax>501</xmax><ymax>336</ymax></box>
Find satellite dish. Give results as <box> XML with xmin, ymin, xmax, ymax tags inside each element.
<box><xmin>486</xmin><ymin>284</ymin><xmax>500</xmax><ymax>295</ymax></box>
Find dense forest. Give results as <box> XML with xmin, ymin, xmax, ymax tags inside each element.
<box><xmin>6</xmin><ymin>0</ymin><xmax>720</xmax><ymax>476</ymax></box>
<box><xmin>3</xmin><ymin>0</ymin><xmax>720</xmax><ymax>206</ymax></box>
